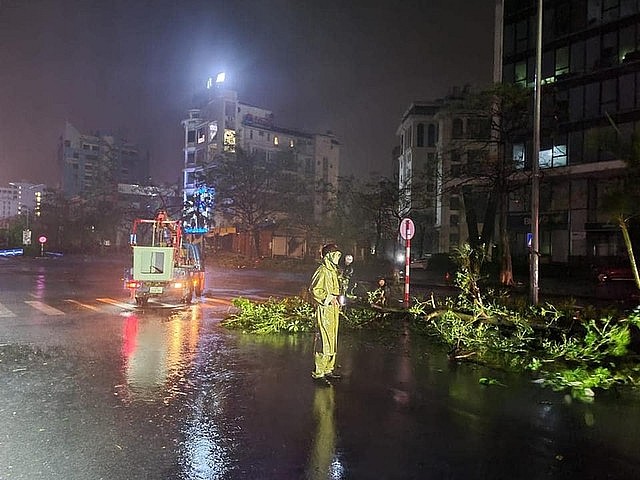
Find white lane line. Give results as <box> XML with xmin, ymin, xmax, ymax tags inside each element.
<box><xmin>24</xmin><ymin>301</ymin><xmax>65</xmax><ymax>316</ymax></box>
<box><xmin>65</xmin><ymin>299</ymin><xmax>101</xmax><ymax>311</ymax></box>
<box><xmin>0</xmin><ymin>302</ymin><xmax>17</xmax><ymax>317</ymax></box>
<box><xmin>96</xmin><ymin>298</ymin><xmax>134</xmax><ymax>309</ymax></box>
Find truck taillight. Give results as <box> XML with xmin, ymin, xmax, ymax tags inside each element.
<box><xmin>125</xmin><ymin>280</ymin><xmax>140</xmax><ymax>289</ymax></box>
<box><xmin>172</xmin><ymin>282</ymin><xmax>184</xmax><ymax>289</ymax></box>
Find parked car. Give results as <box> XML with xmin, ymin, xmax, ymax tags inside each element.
<box><xmin>410</xmin><ymin>256</ymin><xmax>430</xmax><ymax>270</ymax></box>
<box><xmin>593</xmin><ymin>262</ymin><xmax>635</xmax><ymax>282</ymax></box>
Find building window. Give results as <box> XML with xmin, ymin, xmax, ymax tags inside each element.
<box><xmin>450</xmin><ymin>214</ymin><xmax>459</xmax><ymax>226</ymax></box>
<box><xmin>186</xmin><ymin>152</ymin><xmax>195</xmax><ymax>165</ymax></box>
<box><xmin>187</xmin><ymin>130</ymin><xmax>196</xmax><ymax>143</ymax></box>
<box><xmin>619</xmin><ymin>72</ymin><xmax>638</xmax><ymax>110</ymax></box>
<box><xmin>585</xmin><ymin>82</ymin><xmax>600</xmax><ymax>118</ymax></box>
<box><xmin>416</xmin><ymin>123</ymin><xmax>425</xmax><ymax>147</ymax></box>
<box><xmin>274</xmin><ymin>136</ymin><xmax>279</xmax><ymax>146</ymax></box>
<box><xmin>513</xmin><ymin>143</ymin><xmax>525</xmax><ymax>169</ymax></box>
<box><xmin>289</xmin><ymin>139</ymin><xmax>294</xmax><ymax>148</ymax></box>
<box><xmin>516</xmin><ymin>18</ymin><xmax>528</xmax><ymax>53</ymax></box>
<box><xmin>570</xmin><ymin>40</ymin><xmax>586</xmax><ymax>74</ymax></box>
<box><xmin>539</xmin><ymin>142</ymin><xmax>568</xmax><ymax>168</ymax></box>
<box><xmin>603</xmin><ymin>0</ymin><xmax>620</xmax><ymax>22</ymax></box>
<box><xmin>555</xmin><ymin>46</ymin><xmax>569</xmax><ymax>77</ymax></box>
<box><xmin>601</xmin><ymin>78</ymin><xmax>617</xmax><ymax>114</ymax></box>
<box><xmin>450</xmin><ymin>195</ymin><xmax>460</xmax><ymax>210</ymax></box>
<box><xmin>197</xmin><ymin>127</ymin><xmax>206</xmax><ymax>143</ymax></box>
<box><xmin>452</xmin><ymin>118</ymin><xmax>463</xmax><ymax>138</ymax></box>
<box><xmin>554</xmin><ymin>2</ymin><xmax>571</xmax><ymax>37</ymax></box>
<box><xmin>427</xmin><ymin>124</ymin><xmax>436</xmax><ymax>146</ymax></box>
<box><xmin>515</xmin><ymin>61</ymin><xmax>527</xmax><ymax>86</ymax></box>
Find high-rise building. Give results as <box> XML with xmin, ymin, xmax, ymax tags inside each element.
<box><xmin>500</xmin><ymin>0</ymin><xmax>640</xmax><ymax>263</ymax></box>
<box><xmin>59</xmin><ymin>123</ymin><xmax>149</xmax><ymax>198</ymax></box>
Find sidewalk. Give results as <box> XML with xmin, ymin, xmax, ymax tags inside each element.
<box><xmin>395</xmin><ymin>270</ymin><xmax>639</xmax><ymax>308</ymax></box>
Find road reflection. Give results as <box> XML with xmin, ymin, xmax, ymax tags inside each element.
<box><xmin>119</xmin><ymin>305</ymin><xmax>202</xmax><ymax>404</ymax></box>
<box><xmin>306</xmin><ymin>385</ymin><xmax>343</xmax><ymax>479</ymax></box>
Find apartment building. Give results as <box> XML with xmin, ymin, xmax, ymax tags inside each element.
<box><xmin>181</xmin><ymin>77</ymin><xmax>340</xmax><ymax>227</ymax></box>
<box><xmin>59</xmin><ymin>123</ymin><xmax>149</xmax><ymax>198</ymax></box>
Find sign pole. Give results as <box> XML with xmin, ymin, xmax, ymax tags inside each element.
<box><xmin>404</xmin><ymin>234</ymin><xmax>411</xmax><ymax>305</ymax></box>
<box><xmin>399</xmin><ymin>218</ymin><xmax>415</xmax><ymax>306</ymax></box>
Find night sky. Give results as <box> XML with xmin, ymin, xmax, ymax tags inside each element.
<box><xmin>0</xmin><ymin>0</ymin><xmax>495</xmax><ymax>187</ymax></box>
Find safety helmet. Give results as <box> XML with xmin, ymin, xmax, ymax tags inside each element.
<box><xmin>321</xmin><ymin>243</ymin><xmax>339</xmax><ymax>257</ymax></box>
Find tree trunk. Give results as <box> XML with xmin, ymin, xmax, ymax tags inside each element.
<box><xmin>462</xmin><ymin>187</ymin><xmax>480</xmax><ymax>247</ymax></box>
<box><xmin>618</xmin><ymin>215</ymin><xmax>640</xmax><ymax>290</ymax></box>
<box><xmin>498</xmin><ymin>188</ymin><xmax>514</xmax><ymax>286</ymax></box>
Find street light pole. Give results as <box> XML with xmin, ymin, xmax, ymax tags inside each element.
<box><xmin>530</xmin><ymin>0</ymin><xmax>543</xmax><ymax>305</ymax></box>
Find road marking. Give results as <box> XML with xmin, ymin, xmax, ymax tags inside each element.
<box><xmin>65</xmin><ymin>299</ymin><xmax>101</xmax><ymax>311</ymax></box>
<box><xmin>96</xmin><ymin>298</ymin><xmax>134</xmax><ymax>309</ymax></box>
<box><xmin>24</xmin><ymin>301</ymin><xmax>65</xmax><ymax>316</ymax></box>
<box><xmin>0</xmin><ymin>302</ymin><xmax>16</xmax><ymax>317</ymax></box>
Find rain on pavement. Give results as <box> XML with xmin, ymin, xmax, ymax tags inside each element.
<box><xmin>1</xmin><ymin>255</ymin><xmax>640</xmax><ymax>479</ymax></box>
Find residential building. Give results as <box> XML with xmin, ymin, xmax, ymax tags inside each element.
<box><xmin>59</xmin><ymin>122</ymin><xmax>149</xmax><ymax>198</ymax></box>
<box><xmin>181</xmin><ymin>76</ymin><xmax>340</xmax><ymax>236</ymax></box>
<box><xmin>397</xmin><ymin>102</ymin><xmax>441</xmax><ymax>256</ymax></box>
<box><xmin>397</xmin><ymin>87</ymin><xmax>489</xmax><ymax>258</ymax></box>
<box><xmin>0</xmin><ymin>182</ymin><xmax>46</xmax><ymax>222</ymax></box>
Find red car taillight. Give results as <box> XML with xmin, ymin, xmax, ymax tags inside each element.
<box><xmin>125</xmin><ymin>280</ymin><xmax>140</xmax><ymax>289</ymax></box>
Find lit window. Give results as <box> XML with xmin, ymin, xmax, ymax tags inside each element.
<box><xmin>513</xmin><ymin>143</ymin><xmax>525</xmax><ymax>169</ymax></box>
<box><xmin>539</xmin><ymin>144</ymin><xmax>567</xmax><ymax>168</ymax></box>
<box><xmin>274</xmin><ymin>136</ymin><xmax>279</xmax><ymax>146</ymax></box>
<box><xmin>555</xmin><ymin>46</ymin><xmax>569</xmax><ymax>77</ymax></box>
<box><xmin>515</xmin><ymin>61</ymin><xmax>527</xmax><ymax>86</ymax></box>
<box><xmin>289</xmin><ymin>139</ymin><xmax>294</xmax><ymax>148</ymax></box>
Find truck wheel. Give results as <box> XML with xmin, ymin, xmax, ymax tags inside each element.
<box><xmin>182</xmin><ymin>288</ymin><xmax>193</xmax><ymax>305</ymax></box>
<box><xmin>135</xmin><ymin>297</ymin><xmax>148</xmax><ymax>307</ymax></box>
<box><xmin>195</xmin><ymin>276</ymin><xmax>204</xmax><ymax>297</ymax></box>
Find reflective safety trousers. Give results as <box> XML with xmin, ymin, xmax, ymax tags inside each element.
<box><xmin>313</xmin><ymin>303</ymin><xmax>339</xmax><ymax>378</ymax></box>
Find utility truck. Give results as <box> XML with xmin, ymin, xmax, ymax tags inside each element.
<box><xmin>124</xmin><ymin>210</ymin><xmax>205</xmax><ymax>306</ymax></box>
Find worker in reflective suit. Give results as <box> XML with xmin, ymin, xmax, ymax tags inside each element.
<box><xmin>309</xmin><ymin>244</ymin><xmax>342</xmax><ymax>383</ymax></box>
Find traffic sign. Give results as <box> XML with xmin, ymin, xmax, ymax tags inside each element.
<box><xmin>400</xmin><ymin>218</ymin><xmax>415</xmax><ymax>240</ymax></box>
<box><xmin>38</xmin><ymin>235</ymin><xmax>47</xmax><ymax>244</ymax></box>
<box><xmin>22</xmin><ymin>229</ymin><xmax>32</xmax><ymax>245</ymax></box>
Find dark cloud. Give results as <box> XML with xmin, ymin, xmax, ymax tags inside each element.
<box><xmin>0</xmin><ymin>0</ymin><xmax>494</xmax><ymax>186</ymax></box>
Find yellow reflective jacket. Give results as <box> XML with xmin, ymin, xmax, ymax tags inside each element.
<box><xmin>309</xmin><ymin>252</ymin><xmax>341</xmax><ymax>306</ymax></box>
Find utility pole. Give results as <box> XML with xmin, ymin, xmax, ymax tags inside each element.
<box><xmin>530</xmin><ymin>0</ymin><xmax>543</xmax><ymax>305</ymax></box>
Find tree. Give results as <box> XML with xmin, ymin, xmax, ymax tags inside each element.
<box><xmin>203</xmin><ymin>148</ymin><xmax>308</xmax><ymax>258</ymax></box>
<box><xmin>590</xmin><ymin>124</ymin><xmax>640</xmax><ymax>290</ymax></box>
<box><xmin>438</xmin><ymin>83</ymin><xmax>533</xmax><ymax>285</ymax></box>
<box><xmin>350</xmin><ymin>176</ymin><xmax>402</xmax><ymax>259</ymax></box>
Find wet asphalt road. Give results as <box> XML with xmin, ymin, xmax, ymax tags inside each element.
<box><xmin>1</xmin><ymin>255</ymin><xmax>640</xmax><ymax>479</ymax></box>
